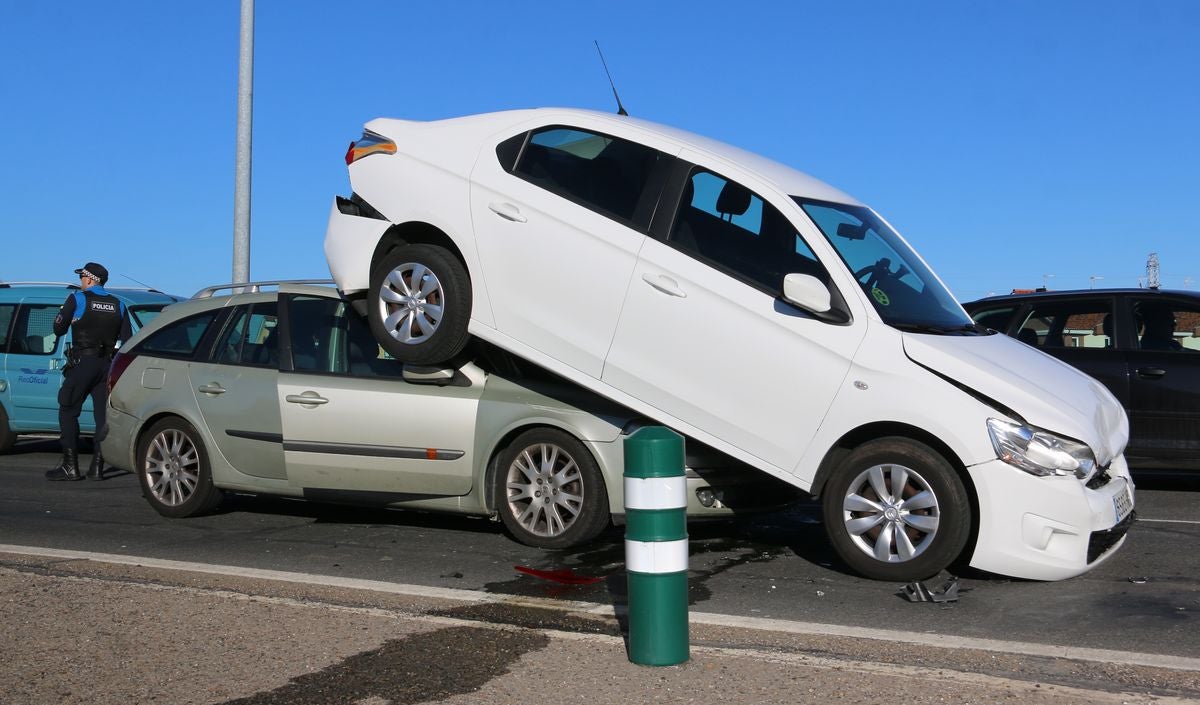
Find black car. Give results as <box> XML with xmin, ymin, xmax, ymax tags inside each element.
<box><xmin>963</xmin><ymin>289</ymin><xmax>1200</xmax><ymax>470</ymax></box>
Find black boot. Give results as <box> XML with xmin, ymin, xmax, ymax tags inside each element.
<box><xmin>46</xmin><ymin>449</ymin><xmax>83</xmax><ymax>481</ymax></box>
<box><xmin>87</xmin><ymin>451</ymin><xmax>105</xmax><ymax>481</ymax></box>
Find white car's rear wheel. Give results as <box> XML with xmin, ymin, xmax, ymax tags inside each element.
<box><xmin>369</xmin><ymin>243</ymin><xmax>471</xmax><ymax>365</ymax></box>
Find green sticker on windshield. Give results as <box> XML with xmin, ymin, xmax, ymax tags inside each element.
<box><xmin>871</xmin><ymin>287</ymin><xmax>891</xmax><ymax>306</ymax></box>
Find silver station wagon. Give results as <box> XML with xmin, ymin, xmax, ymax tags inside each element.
<box><xmin>101</xmin><ymin>282</ymin><xmax>796</xmax><ymax>547</ymax></box>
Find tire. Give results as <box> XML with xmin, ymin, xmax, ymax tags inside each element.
<box><xmin>369</xmin><ymin>243</ymin><xmax>471</xmax><ymax>365</ymax></box>
<box><xmin>494</xmin><ymin>428</ymin><xmax>610</xmax><ymax>549</ymax></box>
<box><xmin>136</xmin><ymin>417</ymin><xmax>223</xmax><ymax>518</ymax></box>
<box><xmin>0</xmin><ymin>403</ymin><xmax>15</xmax><ymax>453</ymax></box>
<box><xmin>821</xmin><ymin>438</ymin><xmax>971</xmax><ymax>581</ymax></box>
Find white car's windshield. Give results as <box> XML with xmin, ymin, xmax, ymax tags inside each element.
<box><xmin>795</xmin><ymin>198</ymin><xmax>982</xmax><ymax>334</ymax></box>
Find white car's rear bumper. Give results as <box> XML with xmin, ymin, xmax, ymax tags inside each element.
<box><xmin>967</xmin><ymin>455</ymin><xmax>1135</xmax><ymax>580</ymax></box>
<box><xmin>324</xmin><ymin>197</ymin><xmax>391</xmax><ymax>295</ymax></box>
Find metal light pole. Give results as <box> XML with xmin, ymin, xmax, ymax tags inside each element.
<box><xmin>232</xmin><ymin>0</ymin><xmax>254</xmax><ymax>286</ymax></box>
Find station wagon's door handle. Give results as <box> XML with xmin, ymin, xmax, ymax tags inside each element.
<box><xmin>488</xmin><ymin>201</ymin><xmax>527</xmax><ymax>223</ymax></box>
<box><xmin>642</xmin><ymin>273</ymin><xmax>686</xmax><ymax>298</ymax></box>
<box><xmin>197</xmin><ymin>383</ymin><xmax>226</xmax><ymax>395</ymax></box>
<box><xmin>1136</xmin><ymin>367</ymin><xmax>1166</xmax><ymax>379</ymax></box>
<box><xmin>286</xmin><ymin>393</ymin><xmax>329</xmax><ymax>406</ymax></box>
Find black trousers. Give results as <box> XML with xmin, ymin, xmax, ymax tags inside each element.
<box><xmin>58</xmin><ymin>355</ymin><xmax>109</xmax><ymax>452</ymax></box>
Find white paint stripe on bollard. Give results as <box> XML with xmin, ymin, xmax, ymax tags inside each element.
<box><xmin>625</xmin><ymin>539</ymin><xmax>690</xmax><ymax>574</ymax></box>
<box><xmin>623</xmin><ymin>476</ymin><xmax>688</xmax><ymax>509</ymax></box>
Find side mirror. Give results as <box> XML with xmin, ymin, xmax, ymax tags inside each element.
<box><xmin>782</xmin><ymin>274</ymin><xmax>832</xmax><ymax>314</ymax></box>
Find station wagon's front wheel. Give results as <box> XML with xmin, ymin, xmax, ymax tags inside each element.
<box><xmin>495</xmin><ymin>428</ymin><xmax>610</xmax><ymax>549</ymax></box>
<box><xmin>137</xmin><ymin>417</ymin><xmax>222</xmax><ymax>518</ymax></box>
<box><xmin>369</xmin><ymin>243</ymin><xmax>471</xmax><ymax>365</ymax></box>
<box><xmin>821</xmin><ymin>438</ymin><xmax>971</xmax><ymax>581</ymax></box>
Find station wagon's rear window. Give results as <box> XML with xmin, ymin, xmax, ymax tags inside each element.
<box><xmin>137</xmin><ymin>311</ymin><xmax>218</xmax><ymax>358</ymax></box>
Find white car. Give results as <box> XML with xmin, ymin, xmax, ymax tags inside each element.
<box><xmin>324</xmin><ymin>107</ymin><xmax>1135</xmax><ymax>581</ymax></box>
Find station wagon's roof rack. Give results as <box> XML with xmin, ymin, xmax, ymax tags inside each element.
<box><xmin>192</xmin><ymin>279</ymin><xmax>336</xmax><ymax>299</ymax></box>
<box><xmin>0</xmin><ymin>281</ymin><xmax>81</xmax><ymax>289</ymax></box>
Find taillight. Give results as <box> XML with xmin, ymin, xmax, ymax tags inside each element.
<box><xmin>108</xmin><ymin>351</ymin><xmax>137</xmax><ymax>394</ymax></box>
<box><xmin>345</xmin><ymin>130</ymin><xmax>396</xmax><ymax>166</ymax></box>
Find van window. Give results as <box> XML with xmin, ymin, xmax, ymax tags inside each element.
<box><xmin>138</xmin><ymin>311</ymin><xmax>218</xmax><ymax>358</ymax></box>
<box><xmin>1133</xmin><ymin>300</ymin><xmax>1200</xmax><ymax>352</ymax></box>
<box><xmin>970</xmin><ymin>306</ymin><xmax>1017</xmax><ymax>334</ymax></box>
<box><xmin>0</xmin><ymin>303</ymin><xmax>15</xmax><ymax>353</ymax></box>
<box><xmin>217</xmin><ymin>303</ymin><xmax>279</xmax><ymax>367</ymax></box>
<box><xmin>670</xmin><ymin>168</ymin><xmax>826</xmax><ymax>293</ymax></box>
<box><xmin>514</xmin><ymin>126</ymin><xmax>662</xmax><ymax>225</ymax></box>
<box><xmin>1017</xmin><ymin>301</ymin><xmax>1114</xmax><ymax>349</ymax></box>
<box><xmin>11</xmin><ymin>304</ymin><xmax>59</xmax><ymax>355</ymax></box>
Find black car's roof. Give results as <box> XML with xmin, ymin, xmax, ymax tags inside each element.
<box><xmin>963</xmin><ymin>288</ymin><xmax>1200</xmax><ymax>307</ymax></box>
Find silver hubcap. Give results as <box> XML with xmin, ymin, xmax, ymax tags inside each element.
<box><xmin>378</xmin><ymin>262</ymin><xmax>444</xmax><ymax>344</ymax></box>
<box><xmin>504</xmin><ymin>443</ymin><xmax>584</xmax><ymax>537</ymax></box>
<box><xmin>842</xmin><ymin>463</ymin><xmax>940</xmax><ymax>563</ymax></box>
<box><xmin>144</xmin><ymin>429</ymin><xmax>200</xmax><ymax>507</ymax></box>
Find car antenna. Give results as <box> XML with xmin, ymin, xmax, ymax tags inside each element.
<box><xmin>118</xmin><ymin>272</ymin><xmax>156</xmax><ymax>289</ymax></box>
<box><xmin>594</xmin><ymin>40</ymin><xmax>628</xmax><ymax>116</ymax></box>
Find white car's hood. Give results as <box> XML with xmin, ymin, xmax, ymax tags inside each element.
<box><xmin>903</xmin><ymin>332</ymin><xmax>1128</xmax><ymax>466</ymax></box>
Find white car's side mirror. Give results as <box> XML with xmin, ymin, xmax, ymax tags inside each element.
<box><xmin>782</xmin><ymin>273</ymin><xmax>832</xmax><ymax>314</ymax></box>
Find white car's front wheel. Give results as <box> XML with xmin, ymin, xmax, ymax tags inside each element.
<box><xmin>368</xmin><ymin>243</ymin><xmax>471</xmax><ymax>365</ymax></box>
<box><xmin>821</xmin><ymin>438</ymin><xmax>971</xmax><ymax>581</ymax></box>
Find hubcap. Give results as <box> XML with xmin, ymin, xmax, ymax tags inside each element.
<box><xmin>377</xmin><ymin>262</ymin><xmax>444</xmax><ymax>344</ymax></box>
<box><xmin>144</xmin><ymin>429</ymin><xmax>200</xmax><ymax>507</ymax></box>
<box><xmin>504</xmin><ymin>443</ymin><xmax>584</xmax><ymax>537</ymax></box>
<box><xmin>841</xmin><ymin>463</ymin><xmax>940</xmax><ymax>563</ymax></box>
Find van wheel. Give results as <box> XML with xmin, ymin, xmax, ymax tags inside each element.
<box><xmin>0</xmin><ymin>404</ymin><xmax>15</xmax><ymax>453</ymax></box>
<box><xmin>821</xmin><ymin>438</ymin><xmax>970</xmax><ymax>581</ymax></box>
<box><xmin>369</xmin><ymin>243</ymin><xmax>471</xmax><ymax>365</ymax></box>
<box><xmin>494</xmin><ymin>428</ymin><xmax>610</xmax><ymax>549</ymax></box>
<box><xmin>137</xmin><ymin>417</ymin><xmax>222</xmax><ymax>518</ymax></box>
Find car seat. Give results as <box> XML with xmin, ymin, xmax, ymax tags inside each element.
<box><xmin>1017</xmin><ymin>329</ymin><xmax>1039</xmax><ymax>347</ymax></box>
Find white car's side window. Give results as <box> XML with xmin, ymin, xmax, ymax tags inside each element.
<box><xmin>668</xmin><ymin>167</ymin><xmax>828</xmax><ymax>294</ymax></box>
<box><xmin>511</xmin><ymin>126</ymin><xmax>664</xmax><ymax>227</ymax></box>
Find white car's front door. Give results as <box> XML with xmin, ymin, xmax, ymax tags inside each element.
<box><xmin>469</xmin><ymin>125</ymin><xmax>670</xmax><ymax>378</ymax></box>
<box><xmin>603</xmin><ymin>161</ymin><xmax>866</xmax><ymax>475</ymax></box>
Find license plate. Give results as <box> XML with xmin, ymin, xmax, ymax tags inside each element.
<box><xmin>1113</xmin><ymin>481</ymin><xmax>1135</xmax><ymax>523</ymax></box>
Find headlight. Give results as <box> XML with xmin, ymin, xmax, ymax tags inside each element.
<box><xmin>986</xmin><ymin>418</ymin><xmax>1096</xmax><ymax>480</ymax></box>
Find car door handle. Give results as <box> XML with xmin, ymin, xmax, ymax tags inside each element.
<box><xmin>286</xmin><ymin>393</ymin><xmax>329</xmax><ymax>406</ymax></box>
<box><xmin>1136</xmin><ymin>367</ymin><xmax>1166</xmax><ymax>379</ymax></box>
<box><xmin>642</xmin><ymin>273</ymin><xmax>687</xmax><ymax>298</ymax></box>
<box><xmin>197</xmin><ymin>383</ymin><xmax>226</xmax><ymax>395</ymax></box>
<box><xmin>488</xmin><ymin>201</ymin><xmax>527</xmax><ymax>223</ymax></box>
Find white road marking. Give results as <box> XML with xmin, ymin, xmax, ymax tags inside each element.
<box><xmin>3</xmin><ymin>543</ymin><xmax>1199</xmax><ymax>673</ymax></box>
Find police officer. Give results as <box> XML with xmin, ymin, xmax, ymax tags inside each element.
<box><xmin>45</xmin><ymin>263</ymin><xmax>131</xmax><ymax>482</ymax></box>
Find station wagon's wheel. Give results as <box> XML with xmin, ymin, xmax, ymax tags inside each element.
<box><xmin>821</xmin><ymin>438</ymin><xmax>970</xmax><ymax>581</ymax></box>
<box><xmin>495</xmin><ymin>428</ymin><xmax>610</xmax><ymax>549</ymax></box>
<box><xmin>369</xmin><ymin>243</ymin><xmax>471</xmax><ymax>365</ymax></box>
<box><xmin>0</xmin><ymin>403</ymin><xmax>15</xmax><ymax>453</ymax></box>
<box><xmin>137</xmin><ymin>417</ymin><xmax>222</xmax><ymax>518</ymax></box>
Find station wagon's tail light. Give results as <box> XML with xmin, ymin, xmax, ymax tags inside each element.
<box><xmin>345</xmin><ymin>131</ymin><xmax>396</xmax><ymax>166</ymax></box>
<box><xmin>108</xmin><ymin>351</ymin><xmax>137</xmax><ymax>394</ymax></box>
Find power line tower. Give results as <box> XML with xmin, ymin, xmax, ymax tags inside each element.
<box><xmin>1146</xmin><ymin>252</ymin><xmax>1161</xmax><ymax>290</ymax></box>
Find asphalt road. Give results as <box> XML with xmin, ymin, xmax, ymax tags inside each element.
<box><xmin>3</xmin><ymin>437</ymin><xmax>1198</xmax><ymax>662</ymax></box>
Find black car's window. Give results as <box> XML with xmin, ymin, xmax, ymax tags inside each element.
<box><xmin>288</xmin><ymin>296</ymin><xmax>406</xmax><ymax>379</ymax></box>
<box><xmin>10</xmin><ymin>304</ymin><xmax>59</xmax><ymax>355</ymax></box>
<box><xmin>217</xmin><ymin>302</ymin><xmax>279</xmax><ymax>367</ymax></box>
<box><xmin>137</xmin><ymin>311</ymin><xmax>218</xmax><ymax>358</ymax></box>
<box><xmin>1133</xmin><ymin>300</ymin><xmax>1200</xmax><ymax>352</ymax></box>
<box><xmin>969</xmin><ymin>306</ymin><xmax>1017</xmax><ymax>333</ymax></box>
<box><xmin>670</xmin><ymin>167</ymin><xmax>828</xmax><ymax>293</ymax></box>
<box><xmin>513</xmin><ymin>126</ymin><xmax>662</xmax><ymax>225</ymax></box>
<box><xmin>1016</xmin><ymin>301</ymin><xmax>1114</xmax><ymax>349</ymax></box>
<box><xmin>0</xmin><ymin>303</ymin><xmax>16</xmax><ymax>353</ymax></box>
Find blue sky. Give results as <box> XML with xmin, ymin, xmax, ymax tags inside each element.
<box><xmin>2</xmin><ymin>1</ymin><xmax>1197</xmax><ymax>301</ymax></box>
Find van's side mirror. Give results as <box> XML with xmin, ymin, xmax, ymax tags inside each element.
<box><xmin>782</xmin><ymin>274</ymin><xmax>832</xmax><ymax>314</ymax></box>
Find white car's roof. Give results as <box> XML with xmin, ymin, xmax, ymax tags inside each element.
<box><xmin>369</xmin><ymin>107</ymin><xmax>863</xmax><ymax>206</ymax></box>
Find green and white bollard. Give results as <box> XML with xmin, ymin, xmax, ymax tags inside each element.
<box><xmin>624</xmin><ymin>426</ymin><xmax>689</xmax><ymax>666</ymax></box>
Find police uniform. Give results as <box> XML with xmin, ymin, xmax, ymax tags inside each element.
<box><xmin>46</xmin><ymin>263</ymin><xmax>132</xmax><ymax>482</ymax></box>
